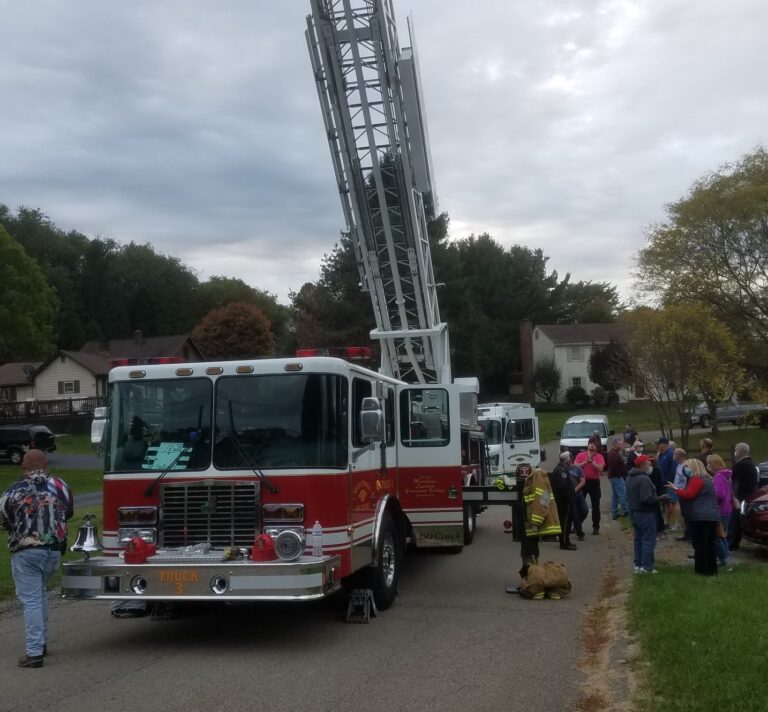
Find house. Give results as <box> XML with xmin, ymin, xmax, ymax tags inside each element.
<box><xmin>32</xmin><ymin>351</ymin><xmax>111</xmax><ymax>400</ymax></box>
<box><xmin>78</xmin><ymin>331</ymin><xmax>205</xmax><ymax>366</ymax></box>
<box><xmin>27</xmin><ymin>333</ymin><xmax>204</xmax><ymax>402</ymax></box>
<box><xmin>530</xmin><ymin>323</ymin><xmax>640</xmax><ymax>402</ymax></box>
<box><xmin>0</xmin><ymin>362</ymin><xmax>41</xmax><ymax>402</ymax></box>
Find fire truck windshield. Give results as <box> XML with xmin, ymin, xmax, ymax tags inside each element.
<box><xmin>478</xmin><ymin>419</ymin><xmax>502</xmax><ymax>445</ymax></box>
<box><xmin>213</xmin><ymin>374</ymin><xmax>348</xmax><ymax>469</ymax></box>
<box><xmin>105</xmin><ymin>379</ymin><xmax>213</xmax><ymax>473</ymax></box>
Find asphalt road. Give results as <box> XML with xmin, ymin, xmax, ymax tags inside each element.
<box><xmin>0</xmin><ymin>504</ymin><xmax>620</xmax><ymax>712</ymax></box>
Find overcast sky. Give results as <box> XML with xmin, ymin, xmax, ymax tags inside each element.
<box><xmin>1</xmin><ymin>0</ymin><xmax>766</xmax><ymax>304</ymax></box>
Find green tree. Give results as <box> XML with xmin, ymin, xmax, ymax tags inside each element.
<box><xmin>588</xmin><ymin>339</ymin><xmax>633</xmax><ymax>397</ymax></box>
<box><xmin>637</xmin><ymin>147</ymin><xmax>768</xmax><ymax>375</ymax></box>
<box><xmin>532</xmin><ymin>356</ymin><xmax>562</xmax><ymax>402</ymax></box>
<box><xmin>0</xmin><ymin>225</ymin><xmax>57</xmax><ymax>360</ymax></box>
<box><xmin>625</xmin><ymin>305</ymin><xmax>742</xmax><ymax>447</ymax></box>
<box><xmin>553</xmin><ymin>280</ymin><xmax>621</xmax><ymax>323</ymax></box>
<box><xmin>192</xmin><ymin>302</ymin><xmax>275</xmax><ymax>360</ymax></box>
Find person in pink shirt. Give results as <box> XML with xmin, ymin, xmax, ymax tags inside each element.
<box><xmin>573</xmin><ymin>442</ymin><xmax>606</xmax><ymax>534</ymax></box>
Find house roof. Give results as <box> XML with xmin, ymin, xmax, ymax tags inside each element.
<box><xmin>0</xmin><ymin>362</ymin><xmax>42</xmax><ymax>386</ymax></box>
<box><xmin>535</xmin><ymin>323</ymin><xmax>628</xmax><ymax>345</ymax></box>
<box><xmin>79</xmin><ymin>334</ymin><xmax>200</xmax><ymax>359</ymax></box>
<box><xmin>32</xmin><ymin>350</ymin><xmax>111</xmax><ymax>378</ymax></box>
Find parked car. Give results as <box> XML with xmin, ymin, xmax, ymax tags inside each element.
<box><xmin>741</xmin><ymin>484</ymin><xmax>768</xmax><ymax>547</ymax></box>
<box><xmin>686</xmin><ymin>399</ymin><xmax>767</xmax><ymax>428</ymax></box>
<box><xmin>0</xmin><ymin>425</ymin><xmax>57</xmax><ymax>464</ymax></box>
<box><xmin>557</xmin><ymin>414</ymin><xmax>614</xmax><ymax>456</ymax></box>
<box><xmin>758</xmin><ymin>461</ymin><xmax>768</xmax><ymax>489</ymax></box>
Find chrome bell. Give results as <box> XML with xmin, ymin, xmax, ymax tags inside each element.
<box><xmin>70</xmin><ymin>513</ymin><xmax>103</xmax><ymax>560</ymax></box>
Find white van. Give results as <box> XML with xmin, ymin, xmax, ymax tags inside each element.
<box><xmin>557</xmin><ymin>414</ymin><xmax>614</xmax><ymax>457</ymax></box>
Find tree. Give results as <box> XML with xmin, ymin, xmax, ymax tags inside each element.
<box><xmin>588</xmin><ymin>339</ymin><xmax>633</xmax><ymax>399</ymax></box>
<box><xmin>551</xmin><ymin>279</ymin><xmax>621</xmax><ymax>324</ymax></box>
<box><xmin>625</xmin><ymin>305</ymin><xmax>742</xmax><ymax>447</ymax></box>
<box><xmin>532</xmin><ymin>356</ymin><xmax>562</xmax><ymax>402</ymax></box>
<box><xmin>0</xmin><ymin>225</ymin><xmax>57</xmax><ymax>361</ymax></box>
<box><xmin>637</xmin><ymin>147</ymin><xmax>768</xmax><ymax>359</ymax></box>
<box><xmin>192</xmin><ymin>302</ymin><xmax>275</xmax><ymax>360</ymax></box>
<box><xmin>196</xmin><ymin>276</ymin><xmax>293</xmax><ymax>356</ymax></box>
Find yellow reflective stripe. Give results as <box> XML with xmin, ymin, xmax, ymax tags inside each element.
<box><xmin>538</xmin><ymin>525</ymin><xmax>561</xmax><ymax>535</ymax></box>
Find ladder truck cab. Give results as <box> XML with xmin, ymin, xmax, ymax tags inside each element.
<box><xmin>62</xmin><ymin>0</ymin><xmax>518</xmax><ymax>614</ymax></box>
<box><xmin>477</xmin><ymin>403</ymin><xmax>542</xmax><ymax>480</ymax></box>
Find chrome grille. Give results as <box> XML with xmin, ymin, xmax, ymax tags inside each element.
<box><xmin>160</xmin><ymin>480</ymin><xmax>260</xmax><ymax>548</ymax></box>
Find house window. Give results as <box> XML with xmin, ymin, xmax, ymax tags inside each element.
<box><xmin>634</xmin><ymin>380</ymin><xmax>646</xmax><ymax>399</ymax></box>
<box><xmin>571</xmin><ymin>377</ymin><xmax>582</xmax><ymax>388</ymax></box>
<box><xmin>58</xmin><ymin>380</ymin><xmax>80</xmax><ymax>395</ymax></box>
<box><xmin>567</xmin><ymin>346</ymin><xmax>584</xmax><ymax>362</ymax></box>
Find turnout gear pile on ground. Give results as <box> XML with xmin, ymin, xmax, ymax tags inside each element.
<box><xmin>517</xmin><ymin>560</ymin><xmax>572</xmax><ymax>600</ymax></box>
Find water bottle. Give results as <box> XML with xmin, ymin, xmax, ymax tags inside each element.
<box><xmin>311</xmin><ymin>521</ymin><xmax>323</xmax><ymax>557</ymax></box>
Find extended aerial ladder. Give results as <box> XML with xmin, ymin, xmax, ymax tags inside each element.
<box><xmin>306</xmin><ymin>0</ymin><xmax>450</xmax><ymax>385</ymax></box>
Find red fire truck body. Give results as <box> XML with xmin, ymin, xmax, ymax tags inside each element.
<box><xmin>62</xmin><ymin>357</ymin><xmax>478</xmax><ymax>607</ymax></box>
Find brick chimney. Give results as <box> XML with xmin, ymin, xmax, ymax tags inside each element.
<box><xmin>519</xmin><ymin>320</ymin><xmax>534</xmax><ymax>403</ymax></box>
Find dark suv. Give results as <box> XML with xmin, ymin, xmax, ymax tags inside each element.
<box><xmin>0</xmin><ymin>425</ymin><xmax>57</xmax><ymax>464</ymax></box>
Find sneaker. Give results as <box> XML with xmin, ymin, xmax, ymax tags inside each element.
<box><xmin>18</xmin><ymin>655</ymin><xmax>44</xmax><ymax>668</ymax></box>
<box><xmin>645</xmin><ymin>569</ymin><xmax>659</xmax><ymax>574</ymax></box>
<box><xmin>505</xmin><ymin>585</ymin><xmax>521</xmax><ymax>595</ymax></box>
<box><xmin>634</xmin><ymin>567</ymin><xmax>646</xmax><ymax>574</ymax></box>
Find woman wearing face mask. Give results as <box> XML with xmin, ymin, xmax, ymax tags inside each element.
<box><xmin>666</xmin><ymin>459</ymin><xmax>720</xmax><ymax>576</ymax></box>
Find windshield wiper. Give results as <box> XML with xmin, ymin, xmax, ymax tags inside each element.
<box><xmin>225</xmin><ymin>428</ymin><xmax>280</xmax><ymax>494</ymax></box>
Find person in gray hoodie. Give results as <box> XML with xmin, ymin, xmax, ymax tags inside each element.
<box><xmin>627</xmin><ymin>455</ymin><xmax>668</xmax><ymax>573</ymax></box>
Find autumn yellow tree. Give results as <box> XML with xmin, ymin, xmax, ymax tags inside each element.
<box><xmin>625</xmin><ymin>304</ymin><xmax>742</xmax><ymax>447</ymax></box>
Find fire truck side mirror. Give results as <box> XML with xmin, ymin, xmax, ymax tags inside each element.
<box><xmin>91</xmin><ymin>407</ymin><xmax>108</xmax><ymax>446</ymax></box>
<box><xmin>360</xmin><ymin>397</ymin><xmax>384</xmax><ymax>443</ymax></box>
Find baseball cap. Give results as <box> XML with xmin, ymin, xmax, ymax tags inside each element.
<box><xmin>656</xmin><ymin>436</ymin><xmax>670</xmax><ymax>445</ymax></box>
<box><xmin>634</xmin><ymin>455</ymin><xmax>655</xmax><ymax>466</ymax></box>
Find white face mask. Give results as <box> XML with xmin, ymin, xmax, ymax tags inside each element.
<box><xmin>642</xmin><ymin>466</ymin><xmax>653</xmax><ymax>476</ymax></box>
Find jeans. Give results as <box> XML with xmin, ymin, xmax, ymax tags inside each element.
<box><xmin>716</xmin><ymin>514</ymin><xmax>730</xmax><ymax>564</ymax></box>
<box><xmin>630</xmin><ymin>510</ymin><xmax>657</xmax><ymax>571</ymax></box>
<box><xmin>11</xmin><ymin>547</ymin><xmax>61</xmax><ymax>656</ymax></box>
<box><xmin>583</xmin><ymin>479</ymin><xmax>601</xmax><ymax>531</ymax></box>
<box><xmin>609</xmin><ymin>477</ymin><xmax>628</xmax><ymax>518</ymax></box>
<box><xmin>571</xmin><ymin>492</ymin><xmax>588</xmax><ymax>536</ymax></box>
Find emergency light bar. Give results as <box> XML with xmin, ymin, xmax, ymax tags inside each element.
<box><xmin>295</xmin><ymin>346</ymin><xmax>372</xmax><ymax>361</ymax></box>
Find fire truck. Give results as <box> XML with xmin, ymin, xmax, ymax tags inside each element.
<box><xmin>61</xmin><ymin>0</ymin><xmax>514</xmax><ymax>613</ymax></box>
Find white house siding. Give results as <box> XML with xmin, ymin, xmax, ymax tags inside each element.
<box><xmin>34</xmin><ymin>357</ymin><xmax>100</xmax><ymax>400</ymax></box>
<box><xmin>532</xmin><ymin>328</ymin><xmax>634</xmax><ymax>403</ymax></box>
<box><xmin>16</xmin><ymin>384</ymin><xmax>35</xmax><ymax>400</ymax></box>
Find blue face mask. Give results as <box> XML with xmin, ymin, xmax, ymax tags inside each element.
<box><xmin>682</xmin><ymin>466</ymin><xmax>691</xmax><ymax>477</ymax></box>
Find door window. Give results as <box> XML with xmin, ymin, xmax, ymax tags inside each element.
<box><xmin>400</xmin><ymin>388</ymin><xmax>450</xmax><ymax>447</ymax></box>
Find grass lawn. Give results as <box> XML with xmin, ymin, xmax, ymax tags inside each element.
<box><xmin>536</xmin><ymin>401</ymin><xmax>662</xmax><ymax>442</ymax></box>
<box><xmin>0</xmin><ymin>506</ymin><xmax>104</xmax><ymax>598</ymax></box>
<box><xmin>629</xmin><ymin>563</ymin><xmax>768</xmax><ymax>712</ymax></box>
<box><xmin>53</xmin><ymin>432</ymin><xmax>97</xmax><ymax>456</ymax></box>
<box><xmin>0</xmin><ymin>465</ymin><xmax>103</xmax><ymax>496</ymax></box>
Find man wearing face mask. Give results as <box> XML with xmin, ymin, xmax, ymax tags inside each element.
<box><xmin>627</xmin><ymin>455</ymin><xmax>669</xmax><ymax>574</ymax></box>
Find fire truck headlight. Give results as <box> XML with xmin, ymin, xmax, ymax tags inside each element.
<box><xmin>118</xmin><ymin>528</ymin><xmax>156</xmax><ymax>544</ymax></box>
<box><xmin>273</xmin><ymin>529</ymin><xmax>304</xmax><ymax>561</ymax></box>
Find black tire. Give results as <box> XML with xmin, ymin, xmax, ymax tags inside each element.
<box><xmin>463</xmin><ymin>505</ymin><xmax>476</xmax><ymax>545</ymax></box>
<box><xmin>8</xmin><ymin>448</ymin><xmax>23</xmax><ymax>465</ymax></box>
<box><xmin>366</xmin><ymin>511</ymin><xmax>402</xmax><ymax>610</ymax></box>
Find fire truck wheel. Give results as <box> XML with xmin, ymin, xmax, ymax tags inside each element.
<box><xmin>463</xmin><ymin>505</ymin><xmax>476</xmax><ymax>545</ymax></box>
<box><xmin>368</xmin><ymin>511</ymin><xmax>401</xmax><ymax>610</ymax></box>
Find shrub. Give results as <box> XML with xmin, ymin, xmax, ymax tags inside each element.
<box><xmin>565</xmin><ymin>386</ymin><xmax>589</xmax><ymax>407</ymax></box>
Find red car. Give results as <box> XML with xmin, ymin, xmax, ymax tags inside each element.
<box><xmin>741</xmin><ymin>485</ymin><xmax>768</xmax><ymax>546</ymax></box>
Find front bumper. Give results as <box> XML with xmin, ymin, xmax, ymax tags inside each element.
<box><xmin>61</xmin><ymin>554</ymin><xmax>342</xmax><ymax>602</ymax></box>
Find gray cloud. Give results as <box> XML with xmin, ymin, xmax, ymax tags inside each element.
<box><xmin>1</xmin><ymin>0</ymin><xmax>766</xmax><ymax>302</ymax></box>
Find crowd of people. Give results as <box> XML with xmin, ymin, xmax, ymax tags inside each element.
<box><xmin>520</xmin><ymin>425</ymin><xmax>760</xmax><ymax>579</ymax></box>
